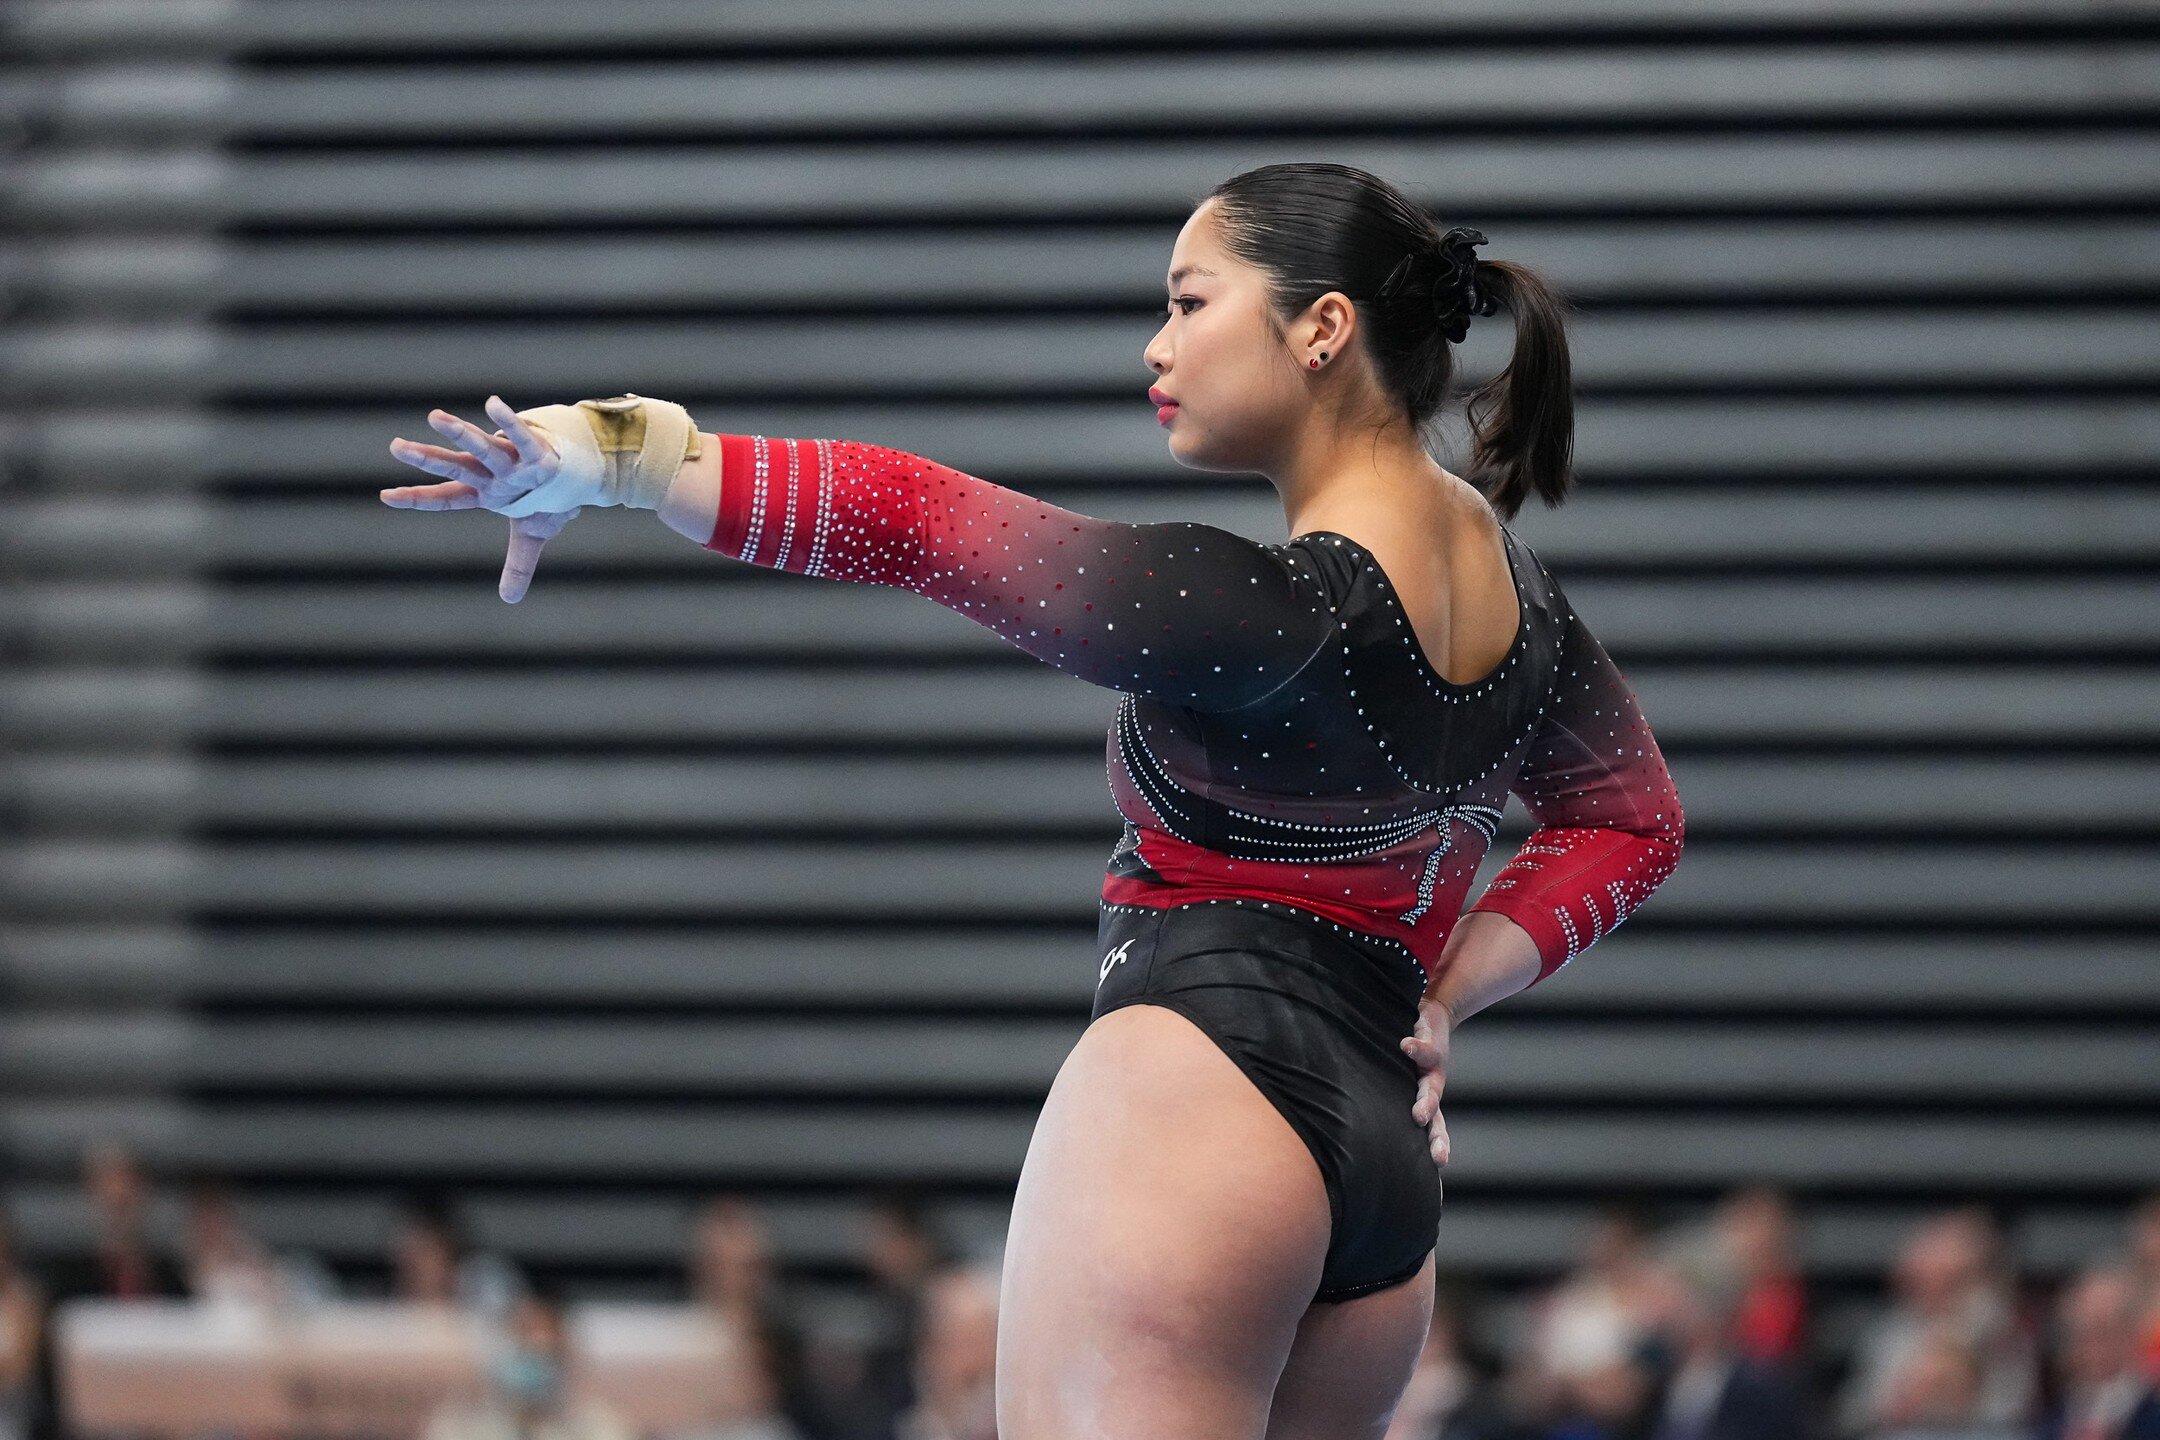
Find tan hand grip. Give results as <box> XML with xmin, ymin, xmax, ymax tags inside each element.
<box><xmin>497</xmin><ymin>393</ymin><xmax>704</xmax><ymax>516</ymax></box>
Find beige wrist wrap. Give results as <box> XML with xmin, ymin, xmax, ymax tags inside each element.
<box><xmin>497</xmin><ymin>393</ymin><xmax>704</xmax><ymax>517</ymax></box>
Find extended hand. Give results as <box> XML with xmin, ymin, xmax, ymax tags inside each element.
<box><xmin>1399</xmin><ymin>998</ymin><xmax>1454</xmax><ymax>1167</ymax></box>
<box><xmin>381</xmin><ymin>395</ymin><xmax>578</xmax><ymax>603</ymax></box>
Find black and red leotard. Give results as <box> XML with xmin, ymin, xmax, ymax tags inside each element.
<box><xmin>701</xmin><ymin>431</ymin><xmax>1685</xmax><ymax>986</ymax></box>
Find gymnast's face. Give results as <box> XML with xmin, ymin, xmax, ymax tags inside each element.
<box><xmin>1145</xmin><ymin>199</ymin><xmax>1319</xmax><ymax>480</ymax></box>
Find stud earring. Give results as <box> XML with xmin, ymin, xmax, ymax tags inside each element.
<box><xmin>1308</xmin><ymin>358</ymin><xmax>1319</xmax><ymax>369</ymax></box>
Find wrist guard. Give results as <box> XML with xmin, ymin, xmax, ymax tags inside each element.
<box><xmin>496</xmin><ymin>393</ymin><xmax>703</xmax><ymax>517</ymax></box>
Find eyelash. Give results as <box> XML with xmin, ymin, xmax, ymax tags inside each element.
<box><xmin>1166</xmin><ymin>297</ymin><xmax>1200</xmax><ymax>317</ymax></box>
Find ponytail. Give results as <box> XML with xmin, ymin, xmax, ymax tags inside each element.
<box><xmin>1462</xmin><ymin>259</ymin><xmax>1576</xmax><ymax>522</ymax></box>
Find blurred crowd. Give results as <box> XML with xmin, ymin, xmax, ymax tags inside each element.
<box><xmin>2</xmin><ymin>1144</ymin><xmax>2157</xmax><ymax>1440</ymax></box>
<box><xmin>1388</xmin><ymin>1190</ymin><xmax>2160</xmax><ymax>1440</ymax></box>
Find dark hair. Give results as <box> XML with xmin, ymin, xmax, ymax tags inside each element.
<box><xmin>520</xmin><ymin>1269</ymin><xmax>566</xmax><ymax>1312</ymax></box>
<box><xmin>866</xmin><ymin>1183</ymin><xmax>955</xmax><ymax>1265</ymax></box>
<box><xmin>400</xmin><ymin>1190</ymin><xmax>469</xmax><ymax>1254</ymax></box>
<box><xmin>1201</xmin><ymin>161</ymin><xmax>1575</xmax><ymax>522</ymax></box>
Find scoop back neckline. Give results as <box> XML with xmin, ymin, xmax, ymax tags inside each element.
<box><xmin>1289</xmin><ymin>525</ymin><xmax>1529</xmax><ymax>693</ymax></box>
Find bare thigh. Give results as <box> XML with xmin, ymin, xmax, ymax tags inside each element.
<box><xmin>997</xmin><ymin>1002</ymin><xmax>1335</xmax><ymax>1440</ymax></box>
<box><xmin>1264</xmin><ymin>1251</ymin><xmax>1436</xmax><ymax>1440</ymax></box>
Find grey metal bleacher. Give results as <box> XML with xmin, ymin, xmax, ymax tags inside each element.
<box><xmin>4</xmin><ymin>0</ymin><xmax>2158</xmax><ymax>1300</ymax></box>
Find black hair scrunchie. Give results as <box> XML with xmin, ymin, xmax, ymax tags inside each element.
<box><xmin>1429</xmin><ymin>226</ymin><xmax>1497</xmax><ymax>344</ymax></box>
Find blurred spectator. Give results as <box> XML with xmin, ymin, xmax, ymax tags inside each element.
<box><xmin>860</xmin><ymin>1188</ymin><xmax>951</xmax><ymax>1414</ymax></box>
<box><xmin>181</xmin><ymin>1179</ymin><xmax>278</xmax><ymax>1308</ymax></box>
<box><xmin>1505</xmin><ymin>1199</ymin><xmax>1664</xmax><ymax>1436</ymax></box>
<box><xmin>394</xmin><ymin>1192</ymin><xmax>528</xmax><ymax>1323</ymax></box>
<box><xmin>1638</xmin><ymin>1244</ymin><xmax>1804</xmax><ymax>1440</ymax></box>
<box><xmin>693</xmin><ymin>1196</ymin><xmax>777</xmax><ymax>1318</ymax></box>
<box><xmin>1835</xmin><ymin>1207</ymin><xmax>2036</xmax><ymax>1437</ymax></box>
<box><xmin>1383</xmin><ymin>1281</ymin><xmax>1514</xmax><ymax>1440</ymax></box>
<box><xmin>50</xmin><ymin>1142</ymin><xmax>183</xmax><ymax>1302</ymax></box>
<box><xmin>664</xmin><ymin>1310</ymin><xmax>808</xmax><ymax>1440</ymax></box>
<box><xmin>182</xmin><ymin>1179</ymin><xmax>341</xmax><ymax>1311</ymax></box>
<box><xmin>1866</xmin><ymin>1323</ymin><xmax>2023</xmax><ymax>1439</ymax></box>
<box><xmin>673</xmin><ymin>1196</ymin><xmax>808</xmax><ymax>1440</ymax></box>
<box><xmin>1710</xmin><ymin>1187</ymin><xmax>1808</xmax><ymax>1370</ymax></box>
<box><xmin>794</xmin><ymin>1188</ymin><xmax>958</xmax><ymax>1440</ymax></box>
<box><xmin>891</xmin><ymin>1263</ymin><xmax>998</xmax><ymax>1440</ymax></box>
<box><xmin>425</xmin><ymin>1286</ymin><xmax>631</xmax><ymax>1440</ymax></box>
<box><xmin>2037</xmin><ymin>1266</ymin><xmax>2160</xmax><ymax>1440</ymax></box>
<box><xmin>2128</xmin><ymin>1195</ymin><xmax>2160</xmax><ymax>1383</ymax></box>
<box><xmin>0</xmin><ymin>1213</ymin><xmax>44</xmax><ymax>1440</ymax></box>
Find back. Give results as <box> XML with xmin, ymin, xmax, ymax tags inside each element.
<box><xmin>1102</xmin><ymin>525</ymin><xmax>1654</xmax><ymax>974</ymax></box>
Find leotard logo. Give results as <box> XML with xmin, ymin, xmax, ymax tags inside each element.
<box><xmin>1098</xmin><ymin>938</ymin><xmax>1136</xmax><ymax>985</ymax></box>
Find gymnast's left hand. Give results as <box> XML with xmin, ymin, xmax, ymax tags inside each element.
<box><xmin>380</xmin><ymin>395</ymin><xmax>577</xmax><ymax>604</ymax></box>
<box><xmin>1400</xmin><ymin>998</ymin><xmax>1453</xmax><ymax>1168</ymax></box>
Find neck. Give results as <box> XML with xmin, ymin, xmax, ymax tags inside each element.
<box><xmin>1271</xmin><ymin>408</ymin><xmax>1447</xmax><ymax>539</ymax></box>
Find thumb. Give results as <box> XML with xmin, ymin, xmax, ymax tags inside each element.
<box><xmin>500</xmin><ymin>509</ymin><xmax>575</xmax><ymax>603</ymax></box>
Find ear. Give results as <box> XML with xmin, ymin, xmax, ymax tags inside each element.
<box><xmin>1300</xmin><ymin>290</ymin><xmax>1358</xmax><ymax>355</ymax></box>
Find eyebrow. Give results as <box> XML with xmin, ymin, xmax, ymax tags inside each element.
<box><xmin>1167</xmin><ymin>265</ymin><xmax>1218</xmax><ymax>287</ymax></box>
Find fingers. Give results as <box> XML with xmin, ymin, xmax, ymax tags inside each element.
<box><xmin>1400</xmin><ymin>1031</ymin><xmax>1445</xmax><ymax>1067</ymax></box>
<box><xmin>384</xmin><ymin>400</ymin><xmax>581</xmax><ymax>599</ymax></box>
<box><xmin>1401</xmin><ymin>1013</ymin><xmax>1449</xmax><ymax>1151</ymax></box>
<box><xmin>1406</xmin><ymin>1037</ymin><xmax>1451</xmax><ymax>1165</ymax></box>
<box><xmin>485</xmin><ymin>394</ymin><xmax>553</xmax><ymax>466</ymax></box>
<box><xmin>389</xmin><ymin>437</ymin><xmax>492</xmax><ymax>483</ymax></box>
<box><xmin>1412</xmin><ymin>1061</ymin><xmax>1449</xmax><ymax>1124</ymax></box>
<box><xmin>428</xmin><ymin>408</ymin><xmax>519</xmax><ymax>475</ymax></box>
<box><xmin>380</xmin><ymin>480</ymin><xmax>484</xmax><ymax>510</ymax></box>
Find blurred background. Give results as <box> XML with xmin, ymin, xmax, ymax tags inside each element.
<box><xmin>3</xmin><ymin>2</ymin><xmax>2157</xmax><ymax>1438</ymax></box>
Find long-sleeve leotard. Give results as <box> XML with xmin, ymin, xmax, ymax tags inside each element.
<box><xmin>701</xmin><ymin>431</ymin><xmax>1683</xmax><ymax>982</ymax></box>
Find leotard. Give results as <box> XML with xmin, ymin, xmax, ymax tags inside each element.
<box><xmin>701</xmin><ymin>432</ymin><xmax>1685</xmax><ymax>985</ymax></box>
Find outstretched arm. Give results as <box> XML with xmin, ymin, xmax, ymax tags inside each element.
<box><xmin>384</xmin><ymin>398</ymin><xmax>1336</xmax><ymax>706</ymax></box>
<box><xmin>664</xmin><ymin>430</ymin><xmax>1338</xmax><ymax>712</ymax></box>
<box><xmin>1457</xmin><ymin>610</ymin><xmax>1687</xmax><ymax>983</ymax></box>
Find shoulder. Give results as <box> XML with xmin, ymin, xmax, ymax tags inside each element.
<box><xmin>1280</xmin><ymin>527</ymin><xmax>1359</xmax><ymax>565</ymax></box>
<box><xmin>1278</xmin><ymin>528</ymin><xmax>1375</xmax><ymax>601</ymax></box>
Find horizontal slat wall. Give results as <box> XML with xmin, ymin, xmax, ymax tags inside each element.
<box><xmin>16</xmin><ymin>221</ymin><xmax>2160</xmax><ymax>308</ymax></box>
<box><xmin>20</xmin><ymin>313</ymin><xmax>2160</xmax><ymax>392</ymax></box>
<box><xmin>15</xmin><ymin>48</ymin><xmax>2160</xmax><ymax>137</ymax></box>
<box><xmin>5</xmin><ymin>0</ymin><xmax>2158</xmax><ymax>1311</ymax></box>
<box><xmin>21</xmin><ymin>138</ymin><xmax>2160</xmax><ymax>223</ymax></box>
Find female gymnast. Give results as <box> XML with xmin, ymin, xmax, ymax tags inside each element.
<box><xmin>381</xmin><ymin>161</ymin><xmax>1685</xmax><ymax>1440</ymax></box>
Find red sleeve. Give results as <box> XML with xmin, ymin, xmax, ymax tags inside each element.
<box><xmin>702</xmin><ymin>432</ymin><xmax>1336</xmax><ymax>712</ymax></box>
<box><xmin>1463</xmin><ymin>608</ymin><xmax>1686</xmax><ymax>982</ymax></box>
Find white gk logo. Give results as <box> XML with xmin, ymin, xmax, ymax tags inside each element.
<box><xmin>1098</xmin><ymin>938</ymin><xmax>1136</xmax><ymax>985</ymax></box>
